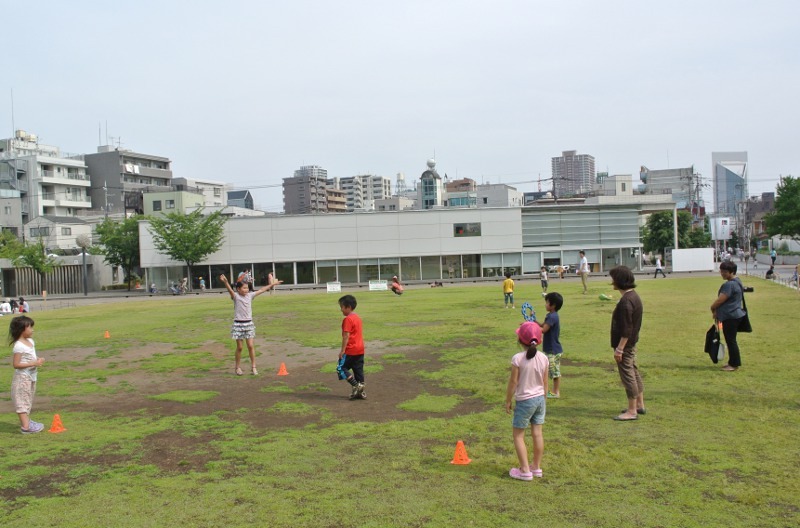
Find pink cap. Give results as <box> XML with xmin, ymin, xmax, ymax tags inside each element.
<box><xmin>516</xmin><ymin>322</ymin><xmax>542</xmax><ymax>346</ymax></box>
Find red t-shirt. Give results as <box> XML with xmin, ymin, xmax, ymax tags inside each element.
<box><xmin>342</xmin><ymin>312</ymin><xmax>365</xmax><ymax>356</ymax></box>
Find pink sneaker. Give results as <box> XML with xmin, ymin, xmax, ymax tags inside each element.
<box><xmin>509</xmin><ymin>468</ymin><xmax>533</xmax><ymax>481</ymax></box>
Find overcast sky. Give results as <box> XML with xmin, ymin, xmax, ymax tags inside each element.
<box><xmin>3</xmin><ymin>1</ymin><xmax>798</xmax><ymax>212</ymax></box>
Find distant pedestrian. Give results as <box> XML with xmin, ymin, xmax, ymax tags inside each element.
<box><xmin>199</xmin><ymin>277</ymin><xmax>206</xmax><ymax>292</ymax></box>
<box><xmin>654</xmin><ymin>257</ymin><xmax>666</xmax><ymax>278</ymax></box>
<box><xmin>540</xmin><ymin>267</ymin><xmax>548</xmax><ymax>297</ymax></box>
<box><xmin>770</xmin><ymin>249</ymin><xmax>777</xmax><ymax>265</ymax></box>
<box><xmin>578</xmin><ymin>251</ymin><xmax>589</xmax><ymax>294</ymax></box>
<box><xmin>503</xmin><ymin>272</ymin><xmax>515</xmax><ymax>309</ymax></box>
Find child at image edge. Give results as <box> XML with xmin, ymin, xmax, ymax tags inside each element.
<box><xmin>338</xmin><ymin>295</ymin><xmax>366</xmax><ymax>400</ymax></box>
<box><xmin>9</xmin><ymin>316</ymin><xmax>46</xmax><ymax>434</ymax></box>
<box><xmin>540</xmin><ymin>267</ymin><xmax>549</xmax><ymax>297</ymax></box>
<box><xmin>220</xmin><ymin>274</ymin><xmax>282</xmax><ymax>376</ymax></box>
<box><xmin>505</xmin><ymin>321</ymin><xmax>548</xmax><ymax>481</ymax></box>
<box><xmin>503</xmin><ymin>272</ymin><xmax>515</xmax><ymax>309</ymax></box>
<box><xmin>538</xmin><ymin>292</ymin><xmax>564</xmax><ymax>398</ymax></box>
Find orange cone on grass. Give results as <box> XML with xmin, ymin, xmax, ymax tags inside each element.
<box><xmin>450</xmin><ymin>440</ymin><xmax>472</xmax><ymax>465</ymax></box>
<box><xmin>277</xmin><ymin>362</ymin><xmax>289</xmax><ymax>376</ymax></box>
<box><xmin>49</xmin><ymin>414</ymin><xmax>66</xmax><ymax>433</ymax></box>
<box><xmin>104</xmin><ymin>330</ymin><xmax>110</xmax><ymax>339</ymax></box>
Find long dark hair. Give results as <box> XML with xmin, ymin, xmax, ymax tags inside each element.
<box><xmin>8</xmin><ymin>316</ymin><xmax>34</xmax><ymax>345</ymax></box>
<box><xmin>519</xmin><ymin>338</ymin><xmax>538</xmax><ymax>360</ymax></box>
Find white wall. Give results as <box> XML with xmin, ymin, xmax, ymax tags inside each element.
<box><xmin>139</xmin><ymin>208</ymin><xmax>523</xmax><ymax>267</ymax></box>
<box><xmin>672</xmin><ymin>248</ymin><xmax>715</xmax><ymax>272</ymax></box>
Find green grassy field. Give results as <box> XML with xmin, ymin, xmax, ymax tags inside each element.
<box><xmin>0</xmin><ymin>276</ymin><xmax>798</xmax><ymax>528</ymax></box>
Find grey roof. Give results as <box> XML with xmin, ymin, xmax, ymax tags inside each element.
<box><xmin>36</xmin><ymin>215</ymin><xmax>88</xmax><ymax>225</ymax></box>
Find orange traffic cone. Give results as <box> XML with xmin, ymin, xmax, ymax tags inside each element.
<box><xmin>48</xmin><ymin>414</ymin><xmax>66</xmax><ymax>433</ymax></box>
<box><xmin>277</xmin><ymin>362</ymin><xmax>289</xmax><ymax>376</ymax></box>
<box><xmin>104</xmin><ymin>330</ymin><xmax>110</xmax><ymax>339</ymax></box>
<box><xmin>450</xmin><ymin>440</ymin><xmax>472</xmax><ymax>465</ymax></box>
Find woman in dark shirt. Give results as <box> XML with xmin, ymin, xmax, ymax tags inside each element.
<box><xmin>710</xmin><ymin>261</ymin><xmax>746</xmax><ymax>371</ymax></box>
<box><xmin>609</xmin><ymin>266</ymin><xmax>645</xmax><ymax>421</ymax></box>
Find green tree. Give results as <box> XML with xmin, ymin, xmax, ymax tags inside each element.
<box><xmin>147</xmin><ymin>209</ymin><xmax>227</xmax><ymax>290</ymax></box>
<box><xmin>765</xmin><ymin>176</ymin><xmax>800</xmax><ymax>240</ymax></box>
<box><xmin>642</xmin><ymin>210</ymin><xmax>695</xmax><ymax>255</ymax></box>
<box><xmin>0</xmin><ymin>230</ymin><xmax>24</xmax><ymax>258</ymax></box>
<box><xmin>12</xmin><ymin>238</ymin><xmax>60</xmax><ymax>295</ymax></box>
<box><xmin>96</xmin><ymin>215</ymin><xmax>143</xmax><ymax>291</ymax></box>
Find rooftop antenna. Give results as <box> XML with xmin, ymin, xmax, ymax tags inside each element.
<box><xmin>10</xmin><ymin>88</ymin><xmax>15</xmax><ymax>137</ymax></box>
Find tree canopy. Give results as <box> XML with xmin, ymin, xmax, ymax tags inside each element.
<box><xmin>96</xmin><ymin>215</ymin><xmax>143</xmax><ymax>291</ymax></box>
<box><xmin>147</xmin><ymin>209</ymin><xmax>227</xmax><ymax>289</ymax></box>
<box><xmin>642</xmin><ymin>210</ymin><xmax>709</xmax><ymax>255</ymax></box>
<box><xmin>765</xmin><ymin>176</ymin><xmax>800</xmax><ymax>240</ymax></box>
<box><xmin>12</xmin><ymin>238</ymin><xmax>60</xmax><ymax>294</ymax></box>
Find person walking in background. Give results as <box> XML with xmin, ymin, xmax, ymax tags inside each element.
<box><xmin>710</xmin><ymin>261</ymin><xmax>746</xmax><ymax>372</ymax></box>
<box><xmin>770</xmin><ymin>248</ymin><xmax>777</xmax><ymax>265</ymax></box>
<box><xmin>9</xmin><ymin>316</ymin><xmax>45</xmax><ymax>434</ymax></box>
<box><xmin>338</xmin><ymin>295</ymin><xmax>366</xmax><ymax>400</ymax></box>
<box><xmin>578</xmin><ymin>251</ymin><xmax>590</xmax><ymax>294</ymax></box>
<box><xmin>538</xmin><ymin>292</ymin><xmax>564</xmax><ymax>399</ymax></box>
<box><xmin>220</xmin><ymin>274</ymin><xmax>282</xmax><ymax>376</ymax></box>
<box><xmin>199</xmin><ymin>277</ymin><xmax>206</xmax><ymax>292</ymax></box>
<box><xmin>654</xmin><ymin>257</ymin><xmax>667</xmax><ymax>278</ymax></box>
<box><xmin>505</xmin><ymin>322</ymin><xmax>548</xmax><ymax>480</ymax></box>
<box><xmin>540</xmin><ymin>267</ymin><xmax>549</xmax><ymax>297</ymax></box>
<box><xmin>610</xmin><ymin>266</ymin><xmax>645</xmax><ymax>421</ymax></box>
<box><xmin>503</xmin><ymin>272</ymin><xmax>515</xmax><ymax>309</ymax></box>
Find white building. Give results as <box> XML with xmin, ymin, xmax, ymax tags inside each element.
<box><xmin>173</xmin><ymin>177</ymin><xmax>229</xmax><ymax>207</ymax></box>
<box><xmin>0</xmin><ymin>130</ymin><xmax>92</xmax><ymax>223</ymax></box>
<box><xmin>329</xmin><ymin>174</ymin><xmax>392</xmax><ymax>211</ymax></box>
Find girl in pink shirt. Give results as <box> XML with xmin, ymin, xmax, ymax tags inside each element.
<box><xmin>505</xmin><ymin>322</ymin><xmax>549</xmax><ymax>481</ymax></box>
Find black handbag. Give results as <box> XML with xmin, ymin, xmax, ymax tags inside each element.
<box><xmin>739</xmin><ymin>283</ymin><xmax>753</xmax><ymax>333</ymax></box>
<box><xmin>705</xmin><ymin>324</ymin><xmax>724</xmax><ymax>364</ymax></box>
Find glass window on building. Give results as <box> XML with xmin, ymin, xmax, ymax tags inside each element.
<box><xmin>61</xmin><ymin>227</ymin><xmax>72</xmax><ymax>235</ymax></box>
<box><xmin>502</xmin><ymin>253</ymin><xmax>522</xmax><ymax>276</ymax></box>
<box><xmin>317</xmin><ymin>260</ymin><xmax>337</xmax><ymax>283</ymax></box>
<box><xmin>462</xmin><ymin>254</ymin><xmax>481</xmax><ymax>279</ymax></box>
<box><xmin>359</xmin><ymin>259</ymin><xmax>379</xmax><ymax>282</ymax></box>
<box><xmin>209</xmin><ymin>265</ymin><xmax>230</xmax><ymax>288</ymax></box>
<box><xmin>296</xmin><ymin>261</ymin><xmax>315</xmax><ymax>284</ymax></box>
<box><xmin>166</xmin><ymin>200</ymin><xmax>175</xmax><ymax>209</ymax></box>
<box><xmin>190</xmin><ymin>265</ymin><xmax>210</xmax><ymax>289</ymax></box>
<box><xmin>421</xmin><ymin>256</ymin><xmax>441</xmax><ymax>280</ymax></box>
<box><xmin>522</xmin><ymin>253</ymin><xmax>542</xmax><ymax>274</ymax></box>
<box><xmin>442</xmin><ymin>256</ymin><xmax>461</xmax><ymax>279</ymax></box>
<box><xmin>379</xmin><ymin>258</ymin><xmax>399</xmax><ymax>280</ymax></box>
<box><xmin>400</xmin><ymin>256</ymin><xmax>420</xmax><ymax>281</ymax></box>
<box><xmin>453</xmin><ymin>223</ymin><xmax>481</xmax><ymax>237</ymax></box>
<box><xmin>337</xmin><ymin>259</ymin><xmax>358</xmax><ymax>283</ymax></box>
<box><xmin>482</xmin><ymin>253</ymin><xmax>502</xmax><ymax>278</ymax></box>
<box><xmin>253</xmin><ymin>263</ymin><xmax>274</xmax><ymax>286</ymax></box>
<box><xmin>274</xmin><ymin>262</ymin><xmax>295</xmax><ymax>285</ymax></box>
<box><xmin>153</xmin><ymin>200</ymin><xmax>162</xmax><ymax>211</ymax></box>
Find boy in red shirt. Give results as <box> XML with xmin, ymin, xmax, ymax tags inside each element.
<box><xmin>338</xmin><ymin>295</ymin><xmax>366</xmax><ymax>400</ymax></box>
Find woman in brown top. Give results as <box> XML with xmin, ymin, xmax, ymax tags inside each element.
<box><xmin>609</xmin><ymin>266</ymin><xmax>645</xmax><ymax>421</ymax></box>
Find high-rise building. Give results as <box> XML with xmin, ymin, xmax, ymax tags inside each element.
<box><xmin>551</xmin><ymin>150</ymin><xmax>596</xmax><ymax>198</ymax></box>
<box><xmin>639</xmin><ymin>165</ymin><xmax>695</xmax><ymax>204</ymax></box>
<box><xmin>83</xmin><ymin>145</ymin><xmax>173</xmax><ymax>215</ymax></box>
<box><xmin>0</xmin><ymin>130</ymin><xmax>92</xmax><ymax>225</ymax></box>
<box><xmin>711</xmin><ymin>152</ymin><xmax>747</xmax><ymax>216</ymax></box>
<box><xmin>282</xmin><ymin>165</ymin><xmax>328</xmax><ymax>214</ymax></box>
<box><xmin>329</xmin><ymin>174</ymin><xmax>392</xmax><ymax>211</ymax></box>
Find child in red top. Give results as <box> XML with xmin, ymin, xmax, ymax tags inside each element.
<box><xmin>338</xmin><ymin>295</ymin><xmax>366</xmax><ymax>400</ymax></box>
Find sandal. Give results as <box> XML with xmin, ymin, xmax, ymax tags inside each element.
<box><xmin>235</xmin><ymin>367</ymin><xmax>243</xmax><ymax>376</ymax></box>
<box><xmin>251</xmin><ymin>367</ymin><xmax>259</xmax><ymax>375</ymax></box>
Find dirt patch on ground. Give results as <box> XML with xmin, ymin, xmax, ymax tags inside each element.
<box><xmin>50</xmin><ymin>340</ymin><xmax>488</xmax><ymax>427</ymax></box>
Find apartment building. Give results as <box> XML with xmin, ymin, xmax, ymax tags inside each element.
<box><xmin>283</xmin><ymin>165</ymin><xmax>328</xmax><ymax>214</ymax></box>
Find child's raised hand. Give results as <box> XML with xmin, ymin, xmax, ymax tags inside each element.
<box><xmin>219</xmin><ymin>274</ymin><xmax>227</xmax><ymax>283</ymax></box>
